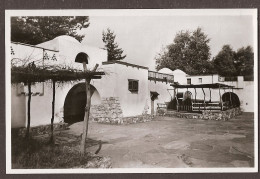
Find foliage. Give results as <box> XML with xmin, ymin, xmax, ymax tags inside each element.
<box><xmin>11</xmin><ymin>16</ymin><xmax>90</xmax><ymax>44</ymax></box>
<box><xmin>11</xmin><ymin>64</ymin><xmax>104</xmax><ymax>84</ymax></box>
<box><xmin>234</xmin><ymin>46</ymin><xmax>254</xmax><ymax>76</ymax></box>
<box><xmin>212</xmin><ymin>45</ymin><xmax>254</xmax><ymax>77</ymax></box>
<box><xmin>212</xmin><ymin>45</ymin><xmax>237</xmax><ymax>76</ymax></box>
<box><xmin>102</xmin><ymin>28</ymin><xmax>126</xmax><ymax>61</ymax></box>
<box><xmin>155</xmin><ymin>27</ymin><xmax>211</xmax><ymax>75</ymax></box>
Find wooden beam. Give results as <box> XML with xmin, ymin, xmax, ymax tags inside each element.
<box><xmin>80</xmin><ymin>63</ymin><xmax>99</xmax><ymax>156</ymax></box>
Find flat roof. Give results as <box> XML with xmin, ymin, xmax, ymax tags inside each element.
<box><xmin>102</xmin><ymin>60</ymin><xmax>149</xmax><ymax>70</ymax></box>
<box><xmin>186</xmin><ymin>74</ymin><xmax>218</xmax><ymax>77</ymax></box>
<box><xmin>170</xmin><ymin>83</ymin><xmax>234</xmax><ymax>89</ymax></box>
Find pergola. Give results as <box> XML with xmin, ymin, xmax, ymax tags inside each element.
<box><xmin>170</xmin><ymin>83</ymin><xmax>235</xmax><ymax>112</ymax></box>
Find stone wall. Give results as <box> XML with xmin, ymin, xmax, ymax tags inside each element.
<box><xmin>90</xmin><ymin>97</ymin><xmax>155</xmax><ymax>125</ymax></box>
<box><xmin>90</xmin><ymin>97</ymin><xmax>124</xmax><ymax>124</ymax></box>
<box><xmin>122</xmin><ymin>114</ymin><xmax>154</xmax><ymax>124</ymax></box>
<box><xmin>165</xmin><ymin>107</ymin><xmax>242</xmax><ymax>121</ymax></box>
<box><xmin>201</xmin><ymin>107</ymin><xmax>242</xmax><ymax>121</ymax></box>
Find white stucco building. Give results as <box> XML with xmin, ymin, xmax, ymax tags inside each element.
<box><xmin>10</xmin><ymin>35</ymin><xmax>254</xmax><ymax>128</ymax></box>
<box><xmin>11</xmin><ymin>36</ymin><xmax>174</xmax><ymax>127</ymax></box>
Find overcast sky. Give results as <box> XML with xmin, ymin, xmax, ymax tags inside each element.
<box><xmin>81</xmin><ymin>15</ymin><xmax>254</xmax><ymax>71</ymax></box>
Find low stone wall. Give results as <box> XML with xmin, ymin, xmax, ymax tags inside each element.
<box><xmin>165</xmin><ymin>107</ymin><xmax>242</xmax><ymax>121</ymax></box>
<box><xmin>166</xmin><ymin>111</ymin><xmax>201</xmax><ymax>119</ymax></box>
<box><xmin>122</xmin><ymin>114</ymin><xmax>154</xmax><ymax>124</ymax></box>
<box><xmin>157</xmin><ymin>108</ymin><xmax>167</xmax><ymax>116</ymax></box>
<box><xmin>90</xmin><ymin>97</ymin><xmax>155</xmax><ymax>125</ymax></box>
<box><xmin>13</xmin><ymin>122</ymin><xmax>69</xmax><ymax>137</ymax></box>
<box><xmin>201</xmin><ymin>107</ymin><xmax>242</xmax><ymax>121</ymax></box>
<box><xmin>90</xmin><ymin>97</ymin><xmax>124</xmax><ymax>124</ymax></box>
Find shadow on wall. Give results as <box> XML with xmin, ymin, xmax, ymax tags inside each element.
<box><xmin>63</xmin><ymin>83</ymin><xmax>101</xmax><ymax>124</ymax></box>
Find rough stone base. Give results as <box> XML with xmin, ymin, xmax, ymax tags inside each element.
<box><xmin>12</xmin><ymin>122</ymin><xmax>69</xmax><ymax>137</ymax></box>
<box><xmin>122</xmin><ymin>114</ymin><xmax>154</xmax><ymax>124</ymax></box>
<box><xmin>90</xmin><ymin>97</ymin><xmax>123</xmax><ymax>124</ymax></box>
<box><xmin>157</xmin><ymin>108</ymin><xmax>167</xmax><ymax>116</ymax></box>
<box><xmin>165</xmin><ymin>107</ymin><xmax>242</xmax><ymax>121</ymax></box>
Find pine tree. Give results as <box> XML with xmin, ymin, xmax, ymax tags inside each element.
<box><xmin>102</xmin><ymin>28</ymin><xmax>126</xmax><ymax>61</ymax></box>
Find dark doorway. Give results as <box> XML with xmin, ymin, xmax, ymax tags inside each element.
<box><xmin>222</xmin><ymin>92</ymin><xmax>240</xmax><ymax>108</ymax></box>
<box><xmin>63</xmin><ymin>83</ymin><xmax>100</xmax><ymax>124</ymax></box>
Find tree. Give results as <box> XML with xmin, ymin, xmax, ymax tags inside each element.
<box><xmin>102</xmin><ymin>28</ymin><xmax>126</xmax><ymax>61</ymax></box>
<box><xmin>11</xmin><ymin>16</ymin><xmax>90</xmax><ymax>45</ymax></box>
<box><xmin>212</xmin><ymin>45</ymin><xmax>237</xmax><ymax>76</ymax></box>
<box><xmin>234</xmin><ymin>46</ymin><xmax>254</xmax><ymax>76</ymax></box>
<box><xmin>155</xmin><ymin>27</ymin><xmax>211</xmax><ymax>75</ymax></box>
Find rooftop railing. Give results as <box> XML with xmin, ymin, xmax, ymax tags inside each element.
<box><xmin>148</xmin><ymin>71</ymin><xmax>174</xmax><ymax>83</ymax></box>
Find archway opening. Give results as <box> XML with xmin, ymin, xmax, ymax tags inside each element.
<box><xmin>75</xmin><ymin>52</ymin><xmax>89</xmax><ymax>64</ymax></box>
<box><xmin>63</xmin><ymin>83</ymin><xmax>101</xmax><ymax>124</ymax></box>
<box><xmin>222</xmin><ymin>92</ymin><xmax>240</xmax><ymax>108</ymax></box>
<box><xmin>167</xmin><ymin>92</ymin><xmax>183</xmax><ymax>110</ymax></box>
<box><xmin>183</xmin><ymin>91</ymin><xmax>192</xmax><ymax>106</ymax></box>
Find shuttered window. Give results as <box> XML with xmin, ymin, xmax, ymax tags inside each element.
<box><xmin>128</xmin><ymin>79</ymin><xmax>138</xmax><ymax>93</ymax></box>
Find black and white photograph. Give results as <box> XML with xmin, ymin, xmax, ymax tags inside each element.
<box><xmin>5</xmin><ymin>9</ymin><xmax>258</xmax><ymax>173</ymax></box>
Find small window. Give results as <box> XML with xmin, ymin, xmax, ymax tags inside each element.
<box><xmin>199</xmin><ymin>78</ymin><xmax>202</xmax><ymax>83</ymax></box>
<box><xmin>187</xmin><ymin>78</ymin><xmax>191</xmax><ymax>85</ymax></box>
<box><xmin>128</xmin><ymin>79</ymin><xmax>138</xmax><ymax>93</ymax></box>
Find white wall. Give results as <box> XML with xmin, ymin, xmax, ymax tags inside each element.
<box><xmin>186</xmin><ymin>75</ymin><xmax>218</xmax><ymax>85</ymax></box>
<box><xmin>11</xmin><ymin>84</ymin><xmax>26</xmax><ymax>128</ymax></box>
<box><xmin>11</xmin><ymin>42</ymin><xmax>58</xmax><ymax>67</ymax></box>
<box><xmin>38</xmin><ymin>36</ymin><xmax>107</xmax><ymax>70</ymax></box>
<box><xmin>114</xmin><ymin>64</ymin><xmax>149</xmax><ymax>117</ymax></box>
<box><xmin>233</xmin><ymin>82</ymin><xmax>254</xmax><ymax>112</ymax></box>
<box><xmin>148</xmin><ymin>80</ymin><xmax>173</xmax><ymax>111</ymax></box>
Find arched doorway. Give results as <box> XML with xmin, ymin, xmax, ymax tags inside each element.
<box><xmin>183</xmin><ymin>91</ymin><xmax>192</xmax><ymax>105</ymax></box>
<box><xmin>167</xmin><ymin>92</ymin><xmax>184</xmax><ymax>110</ymax></box>
<box><xmin>222</xmin><ymin>92</ymin><xmax>240</xmax><ymax>108</ymax></box>
<box><xmin>63</xmin><ymin>83</ymin><xmax>101</xmax><ymax>124</ymax></box>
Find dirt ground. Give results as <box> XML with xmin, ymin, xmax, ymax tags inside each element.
<box><xmin>67</xmin><ymin>113</ymin><xmax>254</xmax><ymax>168</ymax></box>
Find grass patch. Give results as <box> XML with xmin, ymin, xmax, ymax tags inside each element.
<box><xmin>11</xmin><ymin>135</ymin><xmax>97</xmax><ymax>169</ymax></box>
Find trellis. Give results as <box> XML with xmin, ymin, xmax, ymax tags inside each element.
<box><xmin>170</xmin><ymin>83</ymin><xmax>235</xmax><ymax>112</ymax></box>
<box><xmin>12</xmin><ymin>63</ymin><xmax>105</xmax><ymax>155</ymax></box>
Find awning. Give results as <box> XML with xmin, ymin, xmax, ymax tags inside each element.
<box><xmin>170</xmin><ymin>83</ymin><xmax>234</xmax><ymax>89</ymax></box>
<box><xmin>150</xmin><ymin>91</ymin><xmax>159</xmax><ymax>100</ymax></box>
<box><xmin>150</xmin><ymin>91</ymin><xmax>159</xmax><ymax>96</ymax></box>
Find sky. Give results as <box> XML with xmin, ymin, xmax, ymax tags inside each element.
<box><xmin>81</xmin><ymin>14</ymin><xmax>255</xmax><ymax>71</ymax></box>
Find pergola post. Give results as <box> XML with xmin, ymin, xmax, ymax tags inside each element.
<box><xmin>219</xmin><ymin>86</ymin><xmax>222</xmax><ymax>110</ymax></box>
<box><xmin>209</xmin><ymin>88</ymin><xmax>212</xmax><ymax>102</ymax></box>
<box><xmin>50</xmin><ymin>80</ymin><xmax>56</xmax><ymax>143</ymax></box>
<box><xmin>202</xmin><ymin>88</ymin><xmax>205</xmax><ymax>110</ymax></box>
<box><xmin>175</xmin><ymin>88</ymin><xmax>179</xmax><ymax>112</ymax></box>
<box><xmin>186</xmin><ymin>87</ymin><xmax>188</xmax><ymax>111</ymax></box>
<box><xmin>80</xmin><ymin>63</ymin><xmax>99</xmax><ymax>156</ymax></box>
<box><xmin>25</xmin><ymin>82</ymin><xmax>31</xmax><ymax>138</ymax></box>
<box><xmin>229</xmin><ymin>88</ymin><xmax>233</xmax><ymax>108</ymax></box>
<box><xmin>194</xmin><ymin>88</ymin><xmax>197</xmax><ymax>102</ymax></box>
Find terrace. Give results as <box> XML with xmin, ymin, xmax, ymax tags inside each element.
<box><xmin>148</xmin><ymin>70</ymin><xmax>174</xmax><ymax>83</ymax></box>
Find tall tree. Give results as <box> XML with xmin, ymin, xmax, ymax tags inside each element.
<box><xmin>234</xmin><ymin>46</ymin><xmax>254</xmax><ymax>76</ymax></box>
<box><xmin>155</xmin><ymin>27</ymin><xmax>211</xmax><ymax>75</ymax></box>
<box><xmin>102</xmin><ymin>28</ymin><xmax>126</xmax><ymax>61</ymax></box>
<box><xmin>212</xmin><ymin>45</ymin><xmax>237</xmax><ymax>76</ymax></box>
<box><xmin>11</xmin><ymin>16</ymin><xmax>90</xmax><ymax>45</ymax></box>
